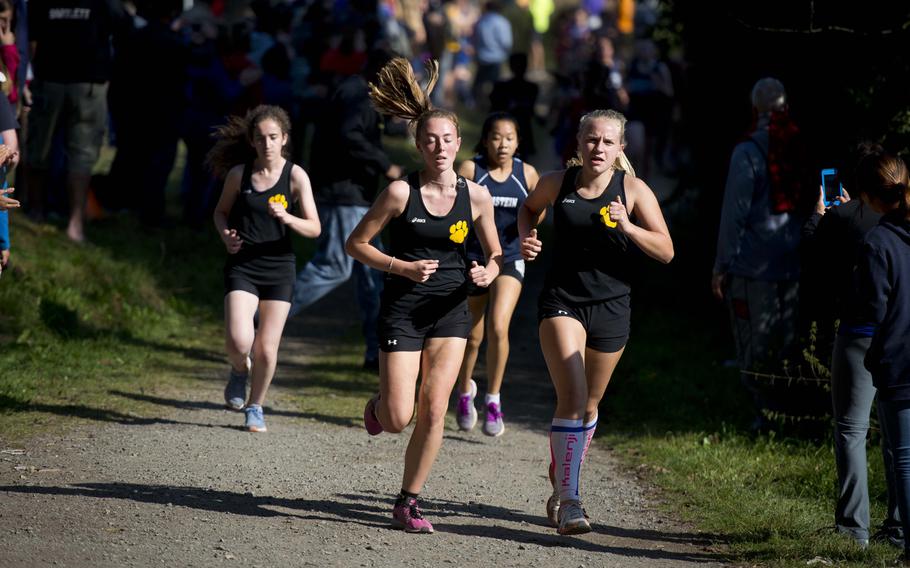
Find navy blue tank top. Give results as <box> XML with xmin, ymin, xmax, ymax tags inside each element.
<box><xmin>386</xmin><ymin>172</ymin><xmax>474</xmax><ymax>293</ymax></box>
<box><xmin>466</xmin><ymin>156</ymin><xmax>529</xmax><ymax>263</ymax></box>
<box><xmin>227</xmin><ymin>159</ymin><xmax>295</xmax><ymax>262</ymax></box>
<box><xmin>544</xmin><ymin>166</ymin><xmax>631</xmax><ymax>303</ymax></box>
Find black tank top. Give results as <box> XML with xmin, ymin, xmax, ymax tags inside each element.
<box><xmin>227</xmin><ymin>159</ymin><xmax>295</xmax><ymax>261</ymax></box>
<box><xmin>386</xmin><ymin>172</ymin><xmax>474</xmax><ymax>293</ymax></box>
<box><xmin>545</xmin><ymin>166</ymin><xmax>631</xmax><ymax>303</ymax></box>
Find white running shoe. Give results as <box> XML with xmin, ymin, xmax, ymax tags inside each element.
<box><xmin>557</xmin><ymin>500</ymin><xmax>591</xmax><ymax>535</ymax></box>
<box><xmin>456</xmin><ymin>379</ymin><xmax>478</xmax><ymax>431</ymax></box>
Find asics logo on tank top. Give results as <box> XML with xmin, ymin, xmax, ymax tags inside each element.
<box><xmin>561</xmin><ymin>198</ymin><xmax>575</xmax><ymax>204</ymax></box>
<box><xmin>409</xmin><ymin>217</ymin><xmax>427</xmax><ymax>224</ymax></box>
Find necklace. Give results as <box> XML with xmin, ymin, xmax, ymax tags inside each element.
<box><xmin>423</xmin><ymin>176</ymin><xmax>457</xmax><ymax>189</ymax></box>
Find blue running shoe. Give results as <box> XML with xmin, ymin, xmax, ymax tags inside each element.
<box><xmin>244</xmin><ymin>405</ymin><xmax>267</xmax><ymax>433</ymax></box>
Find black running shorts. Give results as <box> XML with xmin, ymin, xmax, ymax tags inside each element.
<box><xmin>537</xmin><ymin>289</ymin><xmax>630</xmax><ymax>353</ymax></box>
<box><xmin>379</xmin><ymin>286</ymin><xmax>470</xmax><ymax>352</ymax></box>
<box><xmin>224</xmin><ymin>255</ymin><xmax>295</xmax><ymax>302</ymax></box>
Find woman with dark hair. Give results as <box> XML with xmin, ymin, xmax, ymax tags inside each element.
<box><xmin>850</xmin><ymin>153</ymin><xmax>910</xmax><ymax>562</ymax></box>
<box><xmin>346</xmin><ymin>58</ymin><xmax>501</xmax><ymax>533</ymax></box>
<box><xmin>210</xmin><ymin>104</ymin><xmax>321</xmax><ymax>432</ymax></box>
<box><xmin>455</xmin><ymin>111</ymin><xmax>539</xmax><ymax>437</ymax></box>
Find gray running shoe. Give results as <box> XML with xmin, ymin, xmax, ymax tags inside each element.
<box><xmin>546</xmin><ymin>490</ymin><xmax>560</xmax><ymax>528</ymax></box>
<box><xmin>557</xmin><ymin>500</ymin><xmax>591</xmax><ymax>535</ymax></box>
<box><xmin>223</xmin><ymin>357</ymin><xmax>250</xmax><ymax>410</ymax></box>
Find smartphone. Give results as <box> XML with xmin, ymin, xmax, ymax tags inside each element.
<box><xmin>821</xmin><ymin>168</ymin><xmax>842</xmax><ymax>207</ymax></box>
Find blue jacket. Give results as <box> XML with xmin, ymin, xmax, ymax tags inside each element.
<box><xmin>856</xmin><ymin>215</ymin><xmax>910</xmax><ymax>400</ymax></box>
<box><xmin>713</xmin><ymin>122</ymin><xmax>802</xmax><ymax>281</ymax></box>
<box><xmin>0</xmin><ymin>210</ymin><xmax>8</xmax><ymax>251</ymax></box>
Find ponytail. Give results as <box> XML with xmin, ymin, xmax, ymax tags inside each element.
<box><xmin>368</xmin><ymin>57</ymin><xmax>458</xmax><ymax>136</ymax></box>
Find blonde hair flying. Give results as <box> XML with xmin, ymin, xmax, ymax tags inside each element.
<box><xmin>368</xmin><ymin>57</ymin><xmax>458</xmax><ymax>136</ymax></box>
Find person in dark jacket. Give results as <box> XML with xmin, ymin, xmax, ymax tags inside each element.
<box><xmin>853</xmin><ymin>154</ymin><xmax>910</xmax><ymax>564</ymax></box>
<box><xmin>26</xmin><ymin>0</ymin><xmax>130</xmax><ymax>242</ymax></box>
<box><xmin>287</xmin><ymin>49</ymin><xmax>402</xmax><ymax>369</ymax></box>
<box><xmin>805</xmin><ymin>147</ymin><xmax>903</xmax><ymax>548</ymax></box>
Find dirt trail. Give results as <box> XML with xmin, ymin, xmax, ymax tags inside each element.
<box><xmin>0</xmin><ymin>255</ymin><xmax>724</xmax><ymax>567</ymax></box>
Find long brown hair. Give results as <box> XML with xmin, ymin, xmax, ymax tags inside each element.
<box><xmin>368</xmin><ymin>57</ymin><xmax>458</xmax><ymax>137</ymax></box>
<box><xmin>205</xmin><ymin>105</ymin><xmax>292</xmax><ymax>177</ymax></box>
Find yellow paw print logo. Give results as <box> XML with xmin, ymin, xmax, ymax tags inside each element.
<box><xmin>599</xmin><ymin>206</ymin><xmax>617</xmax><ymax>228</ymax></box>
<box><xmin>449</xmin><ymin>220</ymin><xmax>469</xmax><ymax>244</ymax></box>
<box><xmin>268</xmin><ymin>194</ymin><xmax>288</xmax><ymax>209</ymax></box>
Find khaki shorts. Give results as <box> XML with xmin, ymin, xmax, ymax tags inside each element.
<box><xmin>27</xmin><ymin>81</ymin><xmax>107</xmax><ymax>174</ymax></box>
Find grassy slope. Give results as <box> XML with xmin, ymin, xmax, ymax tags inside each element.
<box><xmin>0</xmin><ymin>213</ymin><xmax>227</xmax><ymax>439</ymax></box>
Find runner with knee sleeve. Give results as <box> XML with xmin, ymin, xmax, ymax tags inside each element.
<box><xmin>518</xmin><ymin>109</ymin><xmax>674</xmax><ymax>535</ymax></box>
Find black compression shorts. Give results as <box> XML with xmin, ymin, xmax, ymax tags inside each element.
<box><xmin>379</xmin><ymin>286</ymin><xmax>470</xmax><ymax>352</ymax></box>
<box><xmin>537</xmin><ymin>289</ymin><xmax>630</xmax><ymax>353</ymax></box>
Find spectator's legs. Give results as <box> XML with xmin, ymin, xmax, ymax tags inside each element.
<box><xmin>63</xmin><ymin>82</ymin><xmax>107</xmax><ymax>242</ymax></box>
<box><xmin>352</xmin><ymin>230</ymin><xmax>384</xmax><ymax>363</ymax></box>
<box><xmin>64</xmin><ymin>172</ymin><xmax>90</xmax><ymax>242</ymax></box>
<box><xmin>288</xmin><ymin>204</ymin><xmax>355</xmax><ymax>318</ymax></box>
<box><xmin>878</xmin><ymin>397</ymin><xmax>905</xmax><ymax>534</ymax></box>
<box><xmin>878</xmin><ymin>399</ymin><xmax>910</xmax><ymax>560</ymax></box>
<box><xmin>726</xmin><ymin>276</ymin><xmax>799</xmax><ymax>427</ymax></box>
<box><xmin>831</xmin><ymin>335</ymin><xmax>875</xmax><ymax>544</ymax></box>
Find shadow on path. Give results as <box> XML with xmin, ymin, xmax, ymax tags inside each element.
<box><xmin>0</xmin><ymin>483</ymin><xmax>723</xmax><ymax>562</ymax></box>
<box><xmin>107</xmin><ymin>390</ymin><xmax>361</xmax><ymax>428</ymax></box>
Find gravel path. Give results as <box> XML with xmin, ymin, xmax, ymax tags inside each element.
<box><xmin>0</xmin><ymin>265</ymin><xmax>725</xmax><ymax>567</ymax></box>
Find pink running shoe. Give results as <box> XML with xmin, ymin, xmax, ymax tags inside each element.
<box><xmin>363</xmin><ymin>393</ymin><xmax>383</xmax><ymax>435</ymax></box>
<box><xmin>392</xmin><ymin>497</ymin><xmax>434</xmax><ymax>534</ymax></box>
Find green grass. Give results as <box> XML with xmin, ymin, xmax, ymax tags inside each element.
<box><xmin>0</xmin><ymin>212</ymin><xmax>228</xmax><ymax>440</ymax></box>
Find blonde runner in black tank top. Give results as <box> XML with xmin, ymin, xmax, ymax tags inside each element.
<box><xmin>545</xmin><ymin>166</ymin><xmax>632</xmax><ymax>304</ymax></box>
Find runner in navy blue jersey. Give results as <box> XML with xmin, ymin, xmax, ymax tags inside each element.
<box><xmin>454</xmin><ymin>112</ymin><xmax>540</xmax><ymax>437</ymax></box>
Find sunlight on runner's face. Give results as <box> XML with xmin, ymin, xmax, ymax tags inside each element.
<box><xmin>417</xmin><ymin>117</ymin><xmax>461</xmax><ymax>173</ymax></box>
<box><xmin>579</xmin><ymin>118</ymin><xmax>624</xmax><ymax>174</ymax></box>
